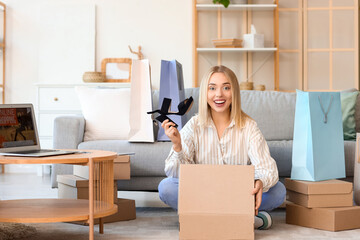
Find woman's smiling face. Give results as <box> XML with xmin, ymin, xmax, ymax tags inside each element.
<box><xmin>207</xmin><ymin>72</ymin><xmax>232</xmax><ymax>115</ymax></box>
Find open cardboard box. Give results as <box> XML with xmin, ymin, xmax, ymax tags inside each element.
<box><xmin>285</xmin><ymin>178</ymin><xmax>353</xmax><ymax>208</ymax></box>
<box><xmin>73</xmin><ymin>155</ymin><xmax>130</xmax><ymax>180</ymax></box>
<box><xmin>178</xmin><ymin>164</ymin><xmax>254</xmax><ymax>240</ymax></box>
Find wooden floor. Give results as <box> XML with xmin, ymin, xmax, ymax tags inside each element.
<box><xmin>2</xmin><ymin>172</ymin><xmax>360</xmax><ymax>239</ymax></box>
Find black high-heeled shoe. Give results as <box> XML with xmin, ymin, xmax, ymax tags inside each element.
<box><xmin>147</xmin><ymin>96</ymin><xmax>194</xmax><ymax>128</ymax></box>
<box><xmin>168</xmin><ymin>96</ymin><xmax>194</xmax><ymax>116</ymax></box>
<box><xmin>147</xmin><ymin>98</ymin><xmax>178</xmax><ymax>127</ymax></box>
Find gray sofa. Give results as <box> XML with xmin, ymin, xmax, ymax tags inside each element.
<box><xmin>51</xmin><ymin>88</ymin><xmax>357</xmax><ymax>190</ymax></box>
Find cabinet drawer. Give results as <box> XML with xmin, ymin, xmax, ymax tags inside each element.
<box><xmin>39</xmin><ymin>87</ymin><xmax>82</xmax><ymax>111</ymax></box>
<box><xmin>39</xmin><ymin>113</ymin><xmax>80</xmax><ymax>136</ymax></box>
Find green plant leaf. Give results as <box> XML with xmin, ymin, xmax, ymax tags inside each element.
<box><xmin>213</xmin><ymin>0</ymin><xmax>230</xmax><ymax>8</ymax></box>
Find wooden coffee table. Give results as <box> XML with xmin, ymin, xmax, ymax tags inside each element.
<box><xmin>0</xmin><ymin>149</ymin><xmax>118</xmax><ymax>240</ymax></box>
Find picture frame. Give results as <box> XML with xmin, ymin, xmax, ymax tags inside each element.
<box><xmin>101</xmin><ymin>58</ymin><xmax>132</xmax><ymax>82</ymax></box>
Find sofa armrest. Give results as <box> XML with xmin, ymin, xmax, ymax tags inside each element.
<box><xmin>51</xmin><ymin>115</ymin><xmax>85</xmax><ymax>188</ymax></box>
<box><xmin>53</xmin><ymin>115</ymin><xmax>85</xmax><ymax>149</ymax></box>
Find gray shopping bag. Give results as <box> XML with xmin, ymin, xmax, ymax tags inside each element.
<box><xmin>157</xmin><ymin>60</ymin><xmax>185</xmax><ymax>141</ymax></box>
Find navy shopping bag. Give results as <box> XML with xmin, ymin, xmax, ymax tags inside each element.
<box><xmin>157</xmin><ymin>60</ymin><xmax>186</xmax><ymax>141</ymax></box>
<box><xmin>291</xmin><ymin>90</ymin><xmax>345</xmax><ymax>181</ymax></box>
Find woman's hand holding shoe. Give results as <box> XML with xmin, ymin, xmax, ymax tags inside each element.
<box><xmin>162</xmin><ymin>119</ymin><xmax>182</xmax><ymax>152</ymax></box>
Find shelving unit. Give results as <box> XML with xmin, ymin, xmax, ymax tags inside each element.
<box><xmin>193</xmin><ymin>0</ymin><xmax>279</xmax><ymax>89</ymax></box>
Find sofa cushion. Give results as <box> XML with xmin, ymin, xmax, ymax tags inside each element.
<box><xmin>268</xmin><ymin>140</ymin><xmax>355</xmax><ymax>178</ymax></box>
<box><xmin>117</xmin><ymin>176</ymin><xmax>165</xmax><ymax>191</ymax></box>
<box><xmin>341</xmin><ymin>91</ymin><xmax>359</xmax><ymax>140</ymax></box>
<box><xmin>241</xmin><ymin>90</ymin><xmax>296</xmax><ymax>141</ymax></box>
<box><xmin>76</xmin><ymin>87</ymin><xmax>131</xmax><ymax>141</ymax></box>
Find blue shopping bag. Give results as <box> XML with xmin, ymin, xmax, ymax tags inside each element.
<box><xmin>291</xmin><ymin>90</ymin><xmax>345</xmax><ymax>181</ymax></box>
<box><xmin>157</xmin><ymin>60</ymin><xmax>186</xmax><ymax>141</ymax></box>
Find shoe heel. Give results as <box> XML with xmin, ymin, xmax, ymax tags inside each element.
<box><xmin>160</xmin><ymin>98</ymin><xmax>172</xmax><ymax>113</ymax></box>
<box><xmin>147</xmin><ymin>98</ymin><xmax>172</xmax><ymax>115</ymax></box>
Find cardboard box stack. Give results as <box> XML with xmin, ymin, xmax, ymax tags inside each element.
<box><xmin>285</xmin><ymin>178</ymin><xmax>360</xmax><ymax>231</ymax></box>
<box><xmin>179</xmin><ymin>164</ymin><xmax>255</xmax><ymax>240</ymax></box>
<box><xmin>57</xmin><ymin>154</ymin><xmax>135</xmax><ymax>224</ymax></box>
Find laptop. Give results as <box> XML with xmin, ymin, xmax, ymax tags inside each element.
<box><xmin>0</xmin><ymin>104</ymin><xmax>77</xmax><ymax>157</ymax></box>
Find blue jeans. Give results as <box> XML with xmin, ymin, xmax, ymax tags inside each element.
<box><xmin>158</xmin><ymin>177</ymin><xmax>286</xmax><ymax>212</ymax></box>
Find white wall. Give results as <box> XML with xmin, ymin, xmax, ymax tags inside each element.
<box><xmin>4</xmin><ymin>0</ymin><xmax>193</xmax><ymax>105</ymax></box>
<box><xmin>3</xmin><ymin>0</ymin><xmax>192</xmax><ymax>173</ymax></box>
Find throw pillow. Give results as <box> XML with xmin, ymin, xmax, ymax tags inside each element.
<box><xmin>340</xmin><ymin>91</ymin><xmax>359</xmax><ymax>141</ymax></box>
<box><xmin>76</xmin><ymin>86</ymin><xmax>131</xmax><ymax>141</ymax></box>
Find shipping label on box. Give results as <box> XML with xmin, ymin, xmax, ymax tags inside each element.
<box><xmin>285</xmin><ymin>178</ymin><xmax>353</xmax><ymax>208</ymax></box>
<box><xmin>178</xmin><ymin>164</ymin><xmax>254</xmax><ymax>240</ymax></box>
<box><xmin>286</xmin><ymin>203</ymin><xmax>360</xmax><ymax>231</ymax></box>
<box><xmin>73</xmin><ymin>155</ymin><xmax>130</xmax><ymax>180</ymax></box>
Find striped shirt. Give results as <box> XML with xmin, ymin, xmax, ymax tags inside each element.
<box><xmin>164</xmin><ymin>115</ymin><xmax>279</xmax><ymax>192</ymax></box>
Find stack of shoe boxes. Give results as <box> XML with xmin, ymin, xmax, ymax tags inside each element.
<box><xmin>285</xmin><ymin>178</ymin><xmax>360</xmax><ymax>231</ymax></box>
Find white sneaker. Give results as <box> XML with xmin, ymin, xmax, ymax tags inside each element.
<box><xmin>256</xmin><ymin>211</ymin><xmax>273</xmax><ymax>230</ymax></box>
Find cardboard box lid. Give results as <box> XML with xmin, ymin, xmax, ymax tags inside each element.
<box><xmin>114</xmin><ymin>155</ymin><xmax>130</xmax><ymax>163</ymax></box>
<box><xmin>285</xmin><ymin>178</ymin><xmax>352</xmax><ymax>195</ymax></box>
<box><xmin>57</xmin><ymin>174</ymin><xmax>88</xmax><ymax>188</ymax></box>
<box><xmin>178</xmin><ymin>164</ymin><xmax>254</xmax><ymax>215</ymax></box>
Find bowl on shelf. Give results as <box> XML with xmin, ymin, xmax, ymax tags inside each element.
<box><xmin>212</xmin><ymin>38</ymin><xmax>243</xmax><ymax>48</ymax></box>
<box><xmin>82</xmin><ymin>72</ymin><xmax>105</xmax><ymax>83</ymax></box>
<box><xmin>254</xmin><ymin>84</ymin><xmax>266</xmax><ymax>91</ymax></box>
<box><xmin>240</xmin><ymin>81</ymin><xmax>253</xmax><ymax>90</ymax></box>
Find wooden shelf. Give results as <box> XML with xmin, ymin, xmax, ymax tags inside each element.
<box><xmin>196</xmin><ymin>4</ymin><xmax>277</xmax><ymax>11</ymax></box>
<box><xmin>197</xmin><ymin>47</ymin><xmax>277</xmax><ymax>52</ymax></box>
<box><xmin>0</xmin><ymin>199</ymin><xmax>117</xmax><ymax>223</ymax></box>
<box><xmin>193</xmin><ymin>0</ymin><xmax>279</xmax><ymax>89</ymax></box>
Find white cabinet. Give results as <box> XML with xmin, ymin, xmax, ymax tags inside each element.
<box><xmin>36</xmin><ymin>83</ymin><xmax>130</xmax><ymax>149</ymax></box>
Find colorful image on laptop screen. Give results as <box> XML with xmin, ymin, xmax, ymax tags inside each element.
<box><xmin>0</xmin><ymin>107</ymin><xmax>37</xmax><ymax>148</ymax></box>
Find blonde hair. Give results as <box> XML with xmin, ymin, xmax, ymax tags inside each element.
<box><xmin>198</xmin><ymin>65</ymin><xmax>249</xmax><ymax>128</ymax></box>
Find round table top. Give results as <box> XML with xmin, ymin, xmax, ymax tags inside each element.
<box><xmin>0</xmin><ymin>149</ymin><xmax>117</xmax><ymax>164</ymax></box>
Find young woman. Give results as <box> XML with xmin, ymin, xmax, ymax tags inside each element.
<box><xmin>158</xmin><ymin>65</ymin><xmax>286</xmax><ymax>229</ymax></box>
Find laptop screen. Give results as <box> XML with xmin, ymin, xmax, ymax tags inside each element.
<box><xmin>0</xmin><ymin>107</ymin><xmax>38</xmax><ymax>149</ymax></box>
